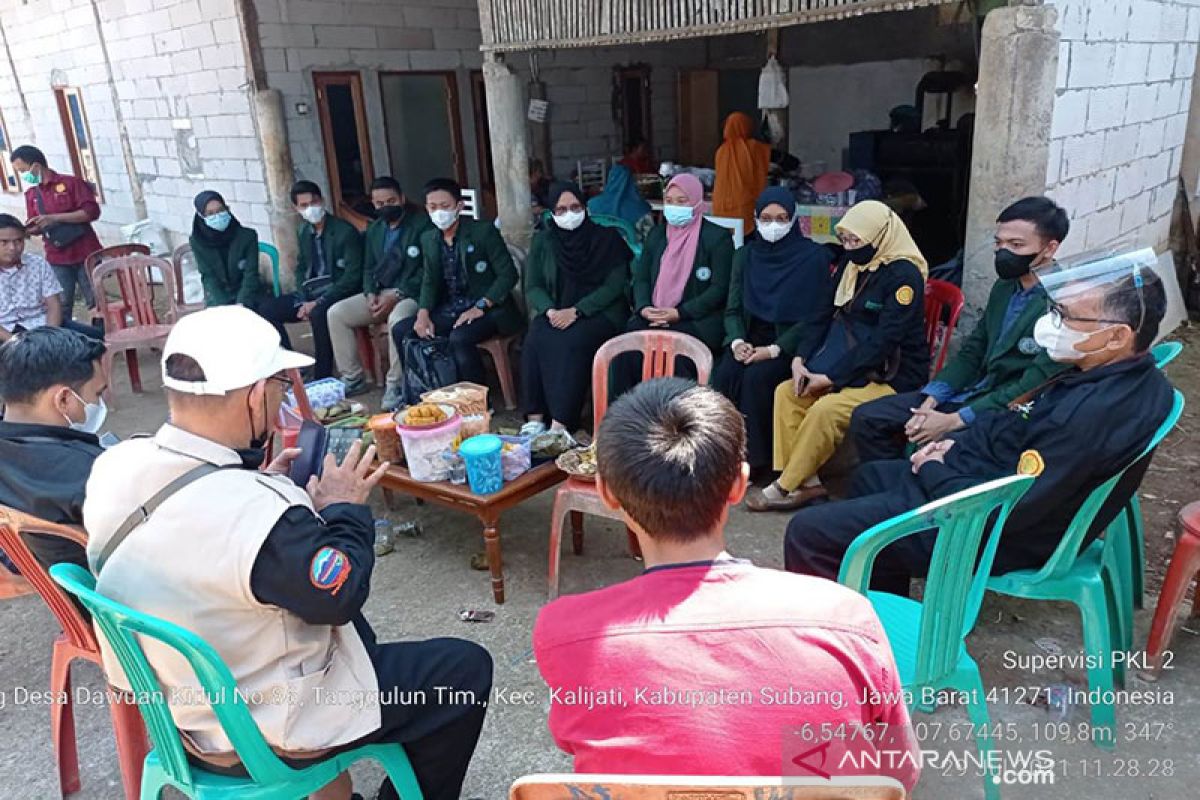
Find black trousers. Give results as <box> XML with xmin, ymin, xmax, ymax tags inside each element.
<box><xmin>521</xmin><ymin>313</ymin><xmax>617</xmax><ymax>431</ymax></box>
<box><xmin>849</xmin><ymin>390</ymin><xmax>965</xmax><ymax>463</ymax></box>
<box><xmin>609</xmin><ymin>315</ymin><xmax>707</xmax><ymax>399</ymax></box>
<box><xmin>255</xmin><ymin>294</ymin><xmax>335</xmax><ymax>379</ymax></box>
<box><xmin>783</xmin><ymin>459</ymin><xmax>936</xmax><ymax>596</ymax></box>
<box><xmin>712</xmin><ymin>353</ymin><xmax>791</xmax><ymax>470</ymax></box>
<box><xmin>393</xmin><ymin>304</ymin><xmax>501</xmax><ymax>386</ymax></box>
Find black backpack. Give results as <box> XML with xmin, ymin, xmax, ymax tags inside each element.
<box><xmin>401</xmin><ymin>337</ymin><xmax>459</xmax><ymax>406</ymax></box>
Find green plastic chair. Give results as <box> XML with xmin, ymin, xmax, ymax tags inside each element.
<box><xmin>49</xmin><ymin>564</ymin><xmax>422</xmax><ymax>800</ymax></box>
<box><xmin>257</xmin><ymin>242</ymin><xmax>282</xmax><ymax>298</ymax></box>
<box><xmin>838</xmin><ymin>474</ymin><xmax>1035</xmax><ymax>800</ymax></box>
<box><xmin>987</xmin><ymin>390</ymin><xmax>1183</xmax><ymax>747</ymax></box>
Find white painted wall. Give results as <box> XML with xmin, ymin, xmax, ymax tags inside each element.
<box><xmin>1045</xmin><ymin>0</ymin><xmax>1199</xmax><ymax>256</ymax></box>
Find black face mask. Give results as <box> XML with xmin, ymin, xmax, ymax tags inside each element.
<box><xmin>846</xmin><ymin>243</ymin><xmax>878</xmax><ymax>265</ymax></box>
<box><xmin>242</xmin><ymin>387</ymin><xmax>270</xmax><ymax>469</ymax></box>
<box><xmin>994</xmin><ymin>248</ymin><xmax>1038</xmax><ymax>280</ymax></box>
<box><xmin>377</xmin><ymin>204</ymin><xmax>406</xmax><ymax>224</ymax></box>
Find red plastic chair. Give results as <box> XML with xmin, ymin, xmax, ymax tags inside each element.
<box><xmin>85</xmin><ymin>244</ymin><xmax>152</xmax><ymax>331</ymax></box>
<box><xmin>354</xmin><ymin>324</ymin><xmax>390</xmax><ymax>385</ymax></box>
<box><xmin>546</xmin><ymin>330</ymin><xmax>714</xmax><ymax>600</ymax></box>
<box><xmin>923</xmin><ymin>278</ymin><xmax>964</xmax><ymax>376</ymax></box>
<box><xmin>0</xmin><ymin>507</ymin><xmax>148</xmax><ymax>799</ymax></box>
<box><xmin>93</xmin><ymin>255</ymin><xmax>177</xmax><ymax>405</ymax></box>
<box><xmin>1142</xmin><ymin>501</ymin><xmax>1200</xmax><ymax>680</ymax></box>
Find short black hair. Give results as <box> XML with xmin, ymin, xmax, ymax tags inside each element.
<box><xmin>0</xmin><ymin>327</ymin><xmax>105</xmax><ymax>404</ymax></box>
<box><xmin>0</xmin><ymin>213</ymin><xmax>26</xmax><ymax>234</ymax></box>
<box><xmin>369</xmin><ymin>176</ymin><xmax>402</xmax><ymax>196</ymax></box>
<box><xmin>423</xmin><ymin>178</ymin><xmax>462</xmax><ymax>202</ymax></box>
<box><xmin>289</xmin><ymin>180</ymin><xmax>322</xmax><ymax>204</ymax></box>
<box><xmin>10</xmin><ymin>145</ymin><xmax>46</xmax><ymax>167</ymax></box>
<box><xmin>164</xmin><ymin>353</ymin><xmax>207</xmax><ymax>382</ymax></box>
<box><xmin>997</xmin><ymin>197</ymin><xmax>1069</xmax><ymax>243</ymax></box>
<box><xmin>596</xmin><ymin>378</ymin><xmax>745</xmax><ymax>542</ymax></box>
<box><xmin>1102</xmin><ymin>269</ymin><xmax>1167</xmax><ymax>352</ymax></box>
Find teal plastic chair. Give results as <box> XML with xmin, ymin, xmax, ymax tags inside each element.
<box><xmin>49</xmin><ymin>564</ymin><xmax>422</xmax><ymax>800</ymax></box>
<box><xmin>987</xmin><ymin>390</ymin><xmax>1183</xmax><ymax>747</ymax></box>
<box><xmin>1151</xmin><ymin>340</ymin><xmax>1183</xmax><ymax>369</ymax></box>
<box><xmin>838</xmin><ymin>474</ymin><xmax>1035</xmax><ymax>800</ymax></box>
<box><xmin>590</xmin><ymin>213</ymin><xmax>643</xmax><ymax>259</ymax></box>
<box><xmin>257</xmin><ymin>242</ymin><xmax>282</xmax><ymax>298</ymax></box>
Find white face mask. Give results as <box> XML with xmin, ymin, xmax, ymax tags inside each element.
<box><xmin>300</xmin><ymin>204</ymin><xmax>326</xmax><ymax>225</ymax></box>
<box><xmin>429</xmin><ymin>208</ymin><xmax>459</xmax><ymax>231</ymax></box>
<box><xmin>63</xmin><ymin>390</ymin><xmax>108</xmax><ymax>434</ymax></box>
<box><xmin>756</xmin><ymin>218</ymin><xmax>793</xmax><ymax>243</ymax></box>
<box><xmin>1033</xmin><ymin>313</ymin><xmax>1113</xmax><ymax>363</ymax></box>
<box><xmin>553</xmin><ymin>209</ymin><xmax>586</xmax><ymax>231</ymax></box>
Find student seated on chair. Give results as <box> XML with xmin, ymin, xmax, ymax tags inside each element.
<box><xmin>611</xmin><ymin>173</ymin><xmax>734</xmax><ymax>396</ymax></box>
<box><xmin>0</xmin><ymin>326</ymin><xmax>107</xmax><ymax>573</ymax></box>
<box><xmin>327</xmin><ymin>176</ymin><xmax>433</xmax><ymax>409</ymax></box>
<box><xmin>82</xmin><ymin>306</ymin><xmax>492</xmax><ymax>800</ymax></box>
<box><xmin>533</xmin><ymin>379</ymin><xmax>919</xmax><ymax>789</ymax></box>
<box><xmin>255</xmin><ymin>181</ymin><xmax>364</xmax><ymax>380</ymax></box>
<box><xmin>521</xmin><ymin>181</ymin><xmax>632</xmax><ymax>434</ymax></box>
<box><xmin>850</xmin><ymin>197</ymin><xmax>1072</xmax><ymax>463</ymax></box>
<box><xmin>0</xmin><ymin>213</ymin><xmax>101</xmax><ymax>340</ymax></box>
<box><xmin>393</xmin><ymin>177</ymin><xmax>523</xmax><ymax>387</ymax></box>
<box><xmin>188</xmin><ymin>190</ymin><xmax>267</xmax><ymax>309</ymax></box>
<box><xmin>785</xmin><ymin>255</ymin><xmax>1174</xmax><ymax>597</ymax></box>
<box><xmin>747</xmin><ymin>200</ymin><xmax>929</xmax><ymax>512</ymax></box>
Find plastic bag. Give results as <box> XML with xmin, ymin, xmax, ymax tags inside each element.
<box><xmin>758</xmin><ymin>56</ymin><xmax>789</xmax><ymax>110</ymax></box>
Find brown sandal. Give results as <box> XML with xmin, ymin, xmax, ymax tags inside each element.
<box><xmin>745</xmin><ymin>484</ymin><xmax>828</xmax><ymax>512</ymax></box>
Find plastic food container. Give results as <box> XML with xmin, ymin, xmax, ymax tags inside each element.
<box><xmin>397</xmin><ymin>404</ymin><xmax>461</xmax><ymax>482</ymax></box>
<box><xmin>459</xmin><ymin>434</ymin><xmax>503</xmax><ymax>495</ymax></box>
<box><xmin>288</xmin><ymin>377</ymin><xmax>345</xmax><ymax>410</ymax></box>
<box><xmin>369</xmin><ymin>412</ymin><xmax>404</xmax><ymax>464</ymax></box>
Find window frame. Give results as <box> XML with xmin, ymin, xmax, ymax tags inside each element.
<box><xmin>0</xmin><ymin>109</ymin><xmax>17</xmax><ymax>193</ymax></box>
<box><xmin>52</xmin><ymin>86</ymin><xmax>103</xmax><ymax>202</ymax></box>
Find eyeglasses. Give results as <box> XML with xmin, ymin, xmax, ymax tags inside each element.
<box><xmin>1047</xmin><ymin>299</ymin><xmax>1126</xmax><ymax>327</ymax></box>
<box><xmin>266</xmin><ymin>374</ymin><xmax>292</xmax><ymax>390</ymax></box>
<box><xmin>758</xmin><ymin>215</ymin><xmax>791</xmax><ymax>225</ymax></box>
<box><xmin>553</xmin><ymin>203</ymin><xmax>584</xmax><ymax>216</ymax></box>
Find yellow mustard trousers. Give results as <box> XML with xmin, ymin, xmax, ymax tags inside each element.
<box><xmin>772</xmin><ymin>380</ymin><xmax>895</xmax><ymax>491</ymax></box>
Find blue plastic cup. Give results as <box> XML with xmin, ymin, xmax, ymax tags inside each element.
<box><xmin>459</xmin><ymin>434</ymin><xmax>504</xmax><ymax>495</ymax></box>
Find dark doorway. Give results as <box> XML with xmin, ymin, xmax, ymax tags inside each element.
<box><xmin>313</xmin><ymin>71</ymin><xmax>374</xmax><ymax>217</ymax></box>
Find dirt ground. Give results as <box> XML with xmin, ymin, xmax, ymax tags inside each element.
<box><xmin>0</xmin><ymin>322</ymin><xmax>1198</xmax><ymax>799</ymax></box>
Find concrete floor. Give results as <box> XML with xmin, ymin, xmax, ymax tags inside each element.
<box><xmin>1</xmin><ymin>334</ymin><xmax>1199</xmax><ymax>799</ymax></box>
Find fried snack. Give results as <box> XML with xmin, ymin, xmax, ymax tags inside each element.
<box><xmin>403</xmin><ymin>403</ymin><xmax>448</xmax><ymax>427</ymax></box>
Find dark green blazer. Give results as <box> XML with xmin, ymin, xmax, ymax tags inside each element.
<box><xmin>632</xmin><ymin>220</ymin><xmax>734</xmax><ymax>350</ymax></box>
<box><xmin>524</xmin><ymin>228</ymin><xmax>630</xmax><ymax>330</ymax></box>
<box><xmin>932</xmin><ymin>277</ymin><xmax>1068</xmax><ymax>413</ymax></box>
<box><xmin>417</xmin><ymin>219</ymin><xmax>523</xmax><ymax>335</ymax></box>
<box><xmin>189</xmin><ymin>225</ymin><xmax>260</xmax><ymax>307</ymax></box>
<box><xmin>723</xmin><ymin>245</ymin><xmax>832</xmax><ymax>360</ymax></box>
<box><xmin>362</xmin><ymin>207</ymin><xmax>434</xmax><ymax>298</ymax></box>
<box><xmin>295</xmin><ymin>215</ymin><xmax>363</xmax><ymax>305</ymax></box>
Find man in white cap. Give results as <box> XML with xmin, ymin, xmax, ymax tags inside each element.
<box><xmin>83</xmin><ymin>305</ymin><xmax>492</xmax><ymax>800</ymax></box>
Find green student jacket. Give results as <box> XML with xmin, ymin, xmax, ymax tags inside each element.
<box><xmin>417</xmin><ymin>218</ymin><xmax>523</xmax><ymax>335</ymax></box>
<box><xmin>631</xmin><ymin>220</ymin><xmax>735</xmax><ymax>350</ymax></box>
<box><xmin>723</xmin><ymin>245</ymin><xmax>833</xmax><ymax>360</ymax></box>
<box><xmin>294</xmin><ymin>215</ymin><xmax>364</xmax><ymax>305</ymax></box>
<box><xmin>188</xmin><ymin>226</ymin><xmax>261</xmax><ymax>307</ymax></box>
<box><xmin>932</xmin><ymin>277</ymin><xmax>1068</xmax><ymax>412</ymax></box>
<box><xmin>523</xmin><ymin>228</ymin><xmax>629</xmax><ymax>330</ymax></box>
<box><xmin>362</xmin><ymin>207</ymin><xmax>434</xmax><ymax>299</ymax></box>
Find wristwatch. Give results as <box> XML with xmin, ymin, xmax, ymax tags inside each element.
<box><xmin>475</xmin><ymin>298</ymin><xmax>490</xmax><ymax>311</ymax></box>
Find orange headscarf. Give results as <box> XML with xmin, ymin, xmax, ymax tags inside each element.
<box><xmin>712</xmin><ymin>112</ymin><xmax>771</xmax><ymax>233</ymax></box>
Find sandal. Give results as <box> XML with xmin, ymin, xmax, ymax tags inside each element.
<box><xmin>745</xmin><ymin>483</ymin><xmax>828</xmax><ymax>512</ymax></box>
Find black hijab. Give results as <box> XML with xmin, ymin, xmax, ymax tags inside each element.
<box><xmin>546</xmin><ymin>181</ymin><xmax>632</xmax><ymax>308</ymax></box>
<box><xmin>744</xmin><ymin>186</ymin><xmax>832</xmax><ymax>324</ymax></box>
<box><xmin>190</xmin><ymin>190</ymin><xmax>242</xmax><ymax>250</ymax></box>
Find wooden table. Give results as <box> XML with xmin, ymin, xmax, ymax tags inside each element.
<box><xmin>378</xmin><ymin>460</ymin><xmax>568</xmax><ymax>604</ymax></box>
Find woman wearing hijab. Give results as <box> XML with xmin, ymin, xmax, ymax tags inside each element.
<box><xmin>747</xmin><ymin>199</ymin><xmax>930</xmax><ymax>512</ymax></box>
<box><xmin>613</xmin><ymin>173</ymin><xmax>735</xmax><ymax>395</ymax></box>
<box><xmin>711</xmin><ymin>112</ymin><xmax>771</xmax><ymax>233</ymax></box>
<box><xmin>714</xmin><ymin>187</ymin><xmax>836</xmax><ymax>476</ymax></box>
<box><xmin>522</xmin><ymin>182</ymin><xmax>633</xmax><ymax>432</ymax></box>
<box><xmin>587</xmin><ymin>163</ymin><xmax>653</xmax><ymax>238</ymax></box>
<box><xmin>188</xmin><ymin>190</ymin><xmax>262</xmax><ymax>308</ymax></box>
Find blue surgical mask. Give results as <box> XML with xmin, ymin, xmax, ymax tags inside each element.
<box><xmin>663</xmin><ymin>204</ymin><xmax>694</xmax><ymax>227</ymax></box>
<box><xmin>204</xmin><ymin>210</ymin><xmax>232</xmax><ymax>231</ymax></box>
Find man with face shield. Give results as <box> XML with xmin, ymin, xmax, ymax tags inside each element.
<box><xmin>782</xmin><ymin>248</ymin><xmax>1175</xmax><ymax>596</ymax></box>
<box><xmin>83</xmin><ymin>306</ymin><xmax>493</xmax><ymax>800</ymax></box>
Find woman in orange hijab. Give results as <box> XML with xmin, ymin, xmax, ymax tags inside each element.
<box><xmin>712</xmin><ymin>112</ymin><xmax>771</xmax><ymax>233</ymax></box>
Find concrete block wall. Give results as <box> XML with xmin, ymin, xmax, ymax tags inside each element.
<box><xmin>1045</xmin><ymin>0</ymin><xmax>1199</xmax><ymax>257</ymax></box>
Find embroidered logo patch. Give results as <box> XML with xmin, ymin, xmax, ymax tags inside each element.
<box><xmin>1016</xmin><ymin>449</ymin><xmax>1045</xmax><ymax>477</ymax></box>
<box><xmin>895</xmin><ymin>285</ymin><xmax>915</xmax><ymax>306</ymax></box>
<box><xmin>407</xmin><ymin>245</ymin><xmax>420</xmax><ymax>258</ymax></box>
<box><xmin>54</xmin><ymin>183</ymin><xmax>66</xmax><ymax>193</ymax></box>
<box><xmin>310</xmin><ymin>547</ymin><xmax>351</xmax><ymax>594</ymax></box>
<box><xmin>1018</xmin><ymin>336</ymin><xmax>1041</xmax><ymax>355</ymax></box>
<box><xmin>474</xmin><ymin>260</ymin><xmax>488</xmax><ymax>273</ymax></box>
<box><xmin>696</xmin><ymin>266</ymin><xmax>712</xmax><ymax>281</ymax></box>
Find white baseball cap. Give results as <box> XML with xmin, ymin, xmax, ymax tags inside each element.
<box><xmin>161</xmin><ymin>305</ymin><xmax>314</xmax><ymax>395</ymax></box>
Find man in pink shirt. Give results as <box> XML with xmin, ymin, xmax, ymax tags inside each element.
<box><xmin>534</xmin><ymin>379</ymin><xmax>919</xmax><ymax>791</ymax></box>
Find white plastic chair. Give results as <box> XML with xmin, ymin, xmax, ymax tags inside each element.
<box><xmin>705</xmin><ymin>215</ymin><xmax>744</xmax><ymax>248</ymax></box>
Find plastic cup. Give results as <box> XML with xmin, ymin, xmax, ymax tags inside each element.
<box><xmin>459</xmin><ymin>434</ymin><xmax>503</xmax><ymax>495</ymax></box>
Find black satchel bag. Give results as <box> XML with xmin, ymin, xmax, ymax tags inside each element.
<box><xmin>33</xmin><ymin>188</ymin><xmax>89</xmax><ymax>250</ymax></box>
<box><xmin>402</xmin><ymin>336</ymin><xmax>459</xmax><ymax>406</ymax></box>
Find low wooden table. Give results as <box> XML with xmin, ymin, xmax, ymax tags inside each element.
<box><xmin>378</xmin><ymin>460</ymin><xmax>568</xmax><ymax>604</ymax></box>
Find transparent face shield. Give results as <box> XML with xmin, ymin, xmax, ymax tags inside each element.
<box><xmin>1034</xmin><ymin>246</ymin><xmax>1154</xmax><ymax>333</ymax></box>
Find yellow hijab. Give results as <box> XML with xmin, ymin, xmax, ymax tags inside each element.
<box><xmin>833</xmin><ymin>200</ymin><xmax>928</xmax><ymax>307</ymax></box>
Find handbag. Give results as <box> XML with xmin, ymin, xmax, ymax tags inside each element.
<box><xmin>402</xmin><ymin>336</ymin><xmax>459</xmax><ymax>406</ymax></box>
<box><xmin>806</xmin><ymin>273</ymin><xmax>901</xmax><ymax>383</ymax></box>
<box><xmin>33</xmin><ymin>188</ymin><xmax>89</xmax><ymax>249</ymax></box>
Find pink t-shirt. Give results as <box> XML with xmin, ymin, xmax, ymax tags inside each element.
<box><xmin>533</xmin><ymin>560</ymin><xmax>919</xmax><ymax>790</ymax></box>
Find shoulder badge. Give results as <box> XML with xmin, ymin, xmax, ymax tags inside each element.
<box><xmin>696</xmin><ymin>266</ymin><xmax>712</xmax><ymax>281</ymax></box>
<box><xmin>1016</xmin><ymin>449</ymin><xmax>1045</xmax><ymax>477</ymax></box>
<box><xmin>474</xmin><ymin>260</ymin><xmax>488</xmax><ymax>273</ymax></box>
<box><xmin>54</xmin><ymin>183</ymin><xmax>66</xmax><ymax>193</ymax></box>
<box><xmin>310</xmin><ymin>546</ymin><xmax>351</xmax><ymax>595</ymax></box>
<box><xmin>895</xmin><ymin>285</ymin><xmax>915</xmax><ymax>306</ymax></box>
<box><xmin>1018</xmin><ymin>336</ymin><xmax>1041</xmax><ymax>355</ymax></box>
<box><xmin>407</xmin><ymin>245</ymin><xmax>420</xmax><ymax>258</ymax></box>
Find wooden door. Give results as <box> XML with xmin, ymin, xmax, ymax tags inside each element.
<box><xmin>677</xmin><ymin>70</ymin><xmax>720</xmax><ymax>167</ymax></box>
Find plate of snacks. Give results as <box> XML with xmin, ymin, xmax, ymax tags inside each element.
<box><xmin>556</xmin><ymin>445</ymin><xmax>597</xmax><ymax>481</ymax></box>
<box><xmin>397</xmin><ymin>403</ymin><xmax>455</xmax><ymax>429</ymax></box>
